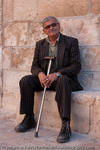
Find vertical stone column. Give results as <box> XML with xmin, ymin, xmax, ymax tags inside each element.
<box><xmin>0</xmin><ymin>0</ymin><xmax>4</xmax><ymax>108</ymax></box>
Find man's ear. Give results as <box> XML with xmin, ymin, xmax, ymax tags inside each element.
<box><xmin>43</xmin><ymin>29</ymin><xmax>47</xmax><ymax>35</ymax></box>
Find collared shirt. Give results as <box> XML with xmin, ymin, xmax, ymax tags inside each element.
<box><xmin>46</xmin><ymin>34</ymin><xmax>60</xmax><ymax>57</ymax></box>
<box><xmin>46</xmin><ymin>34</ymin><xmax>60</xmax><ymax>73</ymax></box>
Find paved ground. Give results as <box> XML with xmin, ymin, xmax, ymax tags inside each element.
<box><xmin>0</xmin><ymin>108</ymin><xmax>100</xmax><ymax>150</ymax></box>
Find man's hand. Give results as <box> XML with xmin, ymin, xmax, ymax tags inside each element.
<box><xmin>38</xmin><ymin>72</ymin><xmax>58</xmax><ymax>88</ymax></box>
<box><xmin>38</xmin><ymin>72</ymin><xmax>47</xmax><ymax>88</ymax></box>
<box><xmin>46</xmin><ymin>73</ymin><xmax>58</xmax><ymax>88</ymax></box>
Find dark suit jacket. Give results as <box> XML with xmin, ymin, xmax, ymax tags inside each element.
<box><xmin>31</xmin><ymin>33</ymin><xmax>83</xmax><ymax>91</ymax></box>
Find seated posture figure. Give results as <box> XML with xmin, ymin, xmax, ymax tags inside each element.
<box><xmin>15</xmin><ymin>16</ymin><xmax>83</xmax><ymax>143</ymax></box>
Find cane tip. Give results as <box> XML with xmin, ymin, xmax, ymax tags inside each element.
<box><xmin>35</xmin><ymin>132</ymin><xmax>38</xmax><ymax>137</ymax></box>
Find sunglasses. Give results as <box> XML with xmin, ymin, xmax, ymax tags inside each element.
<box><xmin>44</xmin><ymin>23</ymin><xmax>58</xmax><ymax>30</ymax></box>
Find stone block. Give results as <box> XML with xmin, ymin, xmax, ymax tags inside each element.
<box><xmin>0</xmin><ymin>0</ymin><xmax>1</xmax><ymax>24</ymax></box>
<box><xmin>0</xmin><ymin>47</ymin><xmax>2</xmax><ymax>107</ymax></box>
<box><xmin>37</xmin><ymin>0</ymin><xmax>88</xmax><ymax>18</ymax></box>
<box><xmin>90</xmin><ymin>94</ymin><xmax>100</xmax><ymax>138</ymax></box>
<box><xmin>3</xmin><ymin>70</ymin><xmax>30</xmax><ymax>96</ymax></box>
<box><xmin>71</xmin><ymin>103</ymin><xmax>89</xmax><ymax>133</ymax></box>
<box><xmin>13</xmin><ymin>0</ymin><xmax>36</xmax><ymax>20</ymax></box>
<box><xmin>91</xmin><ymin>0</ymin><xmax>100</xmax><ymax>14</ymax></box>
<box><xmin>71</xmin><ymin>91</ymin><xmax>94</xmax><ymax>133</ymax></box>
<box><xmin>34</xmin><ymin>92</ymin><xmax>61</xmax><ymax>129</ymax></box>
<box><xmin>16</xmin><ymin>91</ymin><xmax>95</xmax><ymax>135</ymax></box>
<box><xmin>0</xmin><ymin>25</ymin><xmax>1</xmax><ymax>46</ymax></box>
<box><xmin>79</xmin><ymin>71</ymin><xmax>100</xmax><ymax>90</ymax></box>
<box><xmin>3</xmin><ymin>47</ymin><xmax>11</xmax><ymax>69</ymax></box>
<box><xmin>4</xmin><ymin>23</ymin><xmax>28</xmax><ymax>46</ymax></box>
<box><xmin>29</xmin><ymin>22</ymin><xmax>46</xmax><ymax>46</ymax></box>
<box><xmin>0</xmin><ymin>46</ymin><xmax>2</xmax><ymax>69</ymax></box>
<box><xmin>11</xmin><ymin>47</ymin><xmax>34</xmax><ymax>71</ymax></box>
<box><xmin>60</xmin><ymin>17</ymin><xmax>100</xmax><ymax>45</ymax></box>
<box><xmin>3</xmin><ymin>0</ymin><xmax>13</xmax><ymax>23</ymax></box>
<box><xmin>80</xmin><ymin>46</ymin><xmax>100</xmax><ymax>71</ymax></box>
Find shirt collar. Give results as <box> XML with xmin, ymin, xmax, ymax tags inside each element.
<box><xmin>46</xmin><ymin>34</ymin><xmax>60</xmax><ymax>44</ymax></box>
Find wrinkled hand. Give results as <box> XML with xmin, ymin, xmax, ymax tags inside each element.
<box><xmin>46</xmin><ymin>73</ymin><xmax>57</xmax><ymax>88</ymax></box>
<box><xmin>38</xmin><ymin>72</ymin><xmax>57</xmax><ymax>88</ymax></box>
<box><xmin>38</xmin><ymin>72</ymin><xmax>47</xmax><ymax>88</ymax></box>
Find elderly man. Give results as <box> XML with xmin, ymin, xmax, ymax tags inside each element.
<box><xmin>15</xmin><ymin>16</ymin><xmax>83</xmax><ymax>143</ymax></box>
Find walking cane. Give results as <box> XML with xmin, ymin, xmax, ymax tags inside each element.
<box><xmin>35</xmin><ymin>56</ymin><xmax>54</xmax><ymax>137</ymax></box>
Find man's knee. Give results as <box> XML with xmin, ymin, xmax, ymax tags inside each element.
<box><xmin>19</xmin><ymin>75</ymin><xmax>30</xmax><ymax>87</ymax></box>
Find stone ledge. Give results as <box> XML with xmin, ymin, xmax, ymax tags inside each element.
<box><xmin>16</xmin><ymin>90</ymin><xmax>100</xmax><ymax>139</ymax></box>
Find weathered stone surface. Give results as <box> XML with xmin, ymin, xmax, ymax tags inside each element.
<box><xmin>71</xmin><ymin>91</ymin><xmax>94</xmax><ymax>133</ymax></box>
<box><xmin>91</xmin><ymin>0</ymin><xmax>100</xmax><ymax>14</ymax></box>
<box><xmin>71</xmin><ymin>103</ymin><xmax>89</xmax><ymax>133</ymax></box>
<box><xmin>29</xmin><ymin>22</ymin><xmax>46</xmax><ymax>46</ymax></box>
<box><xmin>72</xmin><ymin>91</ymin><xmax>95</xmax><ymax>106</ymax></box>
<box><xmin>0</xmin><ymin>25</ymin><xmax>1</xmax><ymax>46</ymax></box>
<box><xmin>38</xmin><ymin>0</ymin><xmax>88</xmax><ymax>18</ymax></box>
<box><xmin>3</xmin><ymin>70</ymin><xmax>30</xmax><ymax>96</ymax></box>
<box><xmin>0</xmin><ymin>47</ymin><xmax>2</xmax><ymax>106</ymax></box>
<box><xmin>60</xmin><ymin>17</ymin><xmax>100</xmax><ymax>45</ymax></box>
<box><xmin>13</xmin><ymin>0</ymin><xmax>36</xmax><ymax>20</ymax></box>
<box><xmin>4</xmin><ymin>23</ymin><xmax>28</xmax><ymax>46</ymax></box>
<box><xmin>0</xmin><ymin>0</ymin><xmax>1</xmax><ymax>24</ymax></box>
<box><xmin>2</xmin><ymin>94</ymin><xmax>18</xmax><ymax>112</ymax></box>
<box><xmin>4</xmin><ymin>0</ymin><xmax>13</xmax><ymax>23</ymax></box>
<box><xmin>11</xmin><ymin>47</ymin><xmax>34</xmax><ymax>71</ymax></box>
<box><xmin>0</xmin><ymin>46</ymin><xmax>2</xmax><ymax>69</ymax></box>
<box><xmin>3</xmin><ymin>47</ymin><xmax>11</xmax><ymax>69</ymax></box>
<box><xmin>79</xmin><ymin>71</ymin><xmax>100</xmax><ymax>90</ymax></box>
<box><xmin>34</xmin><ymin>92</ymin><xmax>61</xmax><ymax>129</ymax></box>
<box><xmin>80</xmin><ymin>46</ymin><xmax>100</xmax><ymax>71</ymax></box>
<box><xmin>90</xmin><ymin>95</ymin><xmax>100</xmax><ymax>138</ymax></box>
<box><xmin>17</xmin><ymin>91</ymin><xmax>96</xmax><ymax>135</ymax></box>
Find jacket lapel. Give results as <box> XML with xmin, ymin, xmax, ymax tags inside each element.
<box><xmin>43</xmin><ymin>40</ymin><xmax>49</xmax><ymax>57</ymax></box>
<box><xmin>57</xmin><ymin>34</ymin><xmax>65</xmax><ymax>68</ymax></box>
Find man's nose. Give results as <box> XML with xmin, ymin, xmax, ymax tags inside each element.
<box><xmin>49</xmin><ymin>25</ymin><xmax>53</xmax><ymax>29</ymax></box>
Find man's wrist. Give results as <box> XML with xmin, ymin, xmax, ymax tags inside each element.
<box><xmin>56</xmin><ymin>72</ymin><xmax>61</xmax><ymax>78</ymax></box>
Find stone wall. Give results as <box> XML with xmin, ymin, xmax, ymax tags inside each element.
<box><xmin>0</xmin><ymin>0</ymin><xmax>100</xmax><ymax>110</ymax></box>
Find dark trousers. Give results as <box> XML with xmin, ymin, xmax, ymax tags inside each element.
<box><xmin>19</xmin><ymin>75</ymin><xmax>73</xmax><ymax>121</ymax></box>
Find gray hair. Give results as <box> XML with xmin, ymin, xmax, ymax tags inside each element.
<box><xmin>42</xmin><ymin>16</ymin><xmax>59</xmax><ymax>27</ymax></box>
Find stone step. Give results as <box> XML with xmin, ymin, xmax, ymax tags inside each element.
<box><xmin>16</xmin><ymin>90</ymin><xmax>100</xmax><ymax>139</ymax></box>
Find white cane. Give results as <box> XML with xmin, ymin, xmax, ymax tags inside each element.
<box><xmin>35</xmin><ymin>56</ymin><xmax>54</xmax><ymax>137</ymax></box>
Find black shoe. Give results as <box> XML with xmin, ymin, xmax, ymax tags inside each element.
<box><xmin>15</xmin><ymin>115</ymin><xmax>36</xmax><ymax>132</ymax></box>
<box><xmin>57</xmin><ymin>120</ymin><xmax>71</xmax><ymax>143</ymax></box>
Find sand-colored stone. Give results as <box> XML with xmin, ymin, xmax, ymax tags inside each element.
<box><xmin>4</xmin><ymin>23</ymin><xmax>28</xmax><ymax>46</ymax></box>
<box><xmin>11</xmin><ymin>47</ymin><xmax>34</xmax><ymax>71</ymax></box>
<box><xmin>0</xmin><ymin>47</ymin><xmax>2</xmax><ymax>106</ymax></box>
<box><xmin>71</xmin><ymin>103</ymin><xmax>89</xmax><ymax>133</ymax></box>
<box><xmin>13</xmin><ymin>0</ymin><xmax>37</xmax><ymax>20</ymax></box>
<box><xmin>80</xmin><ymin>46</ymin><xmax>100</xmax><ymax>71</ymax></box>
<box><xmin>90</xmin><ymin>95</ymin><xmax>100</xmax><ymax>138</ymax></box>
<box><xmin>60</xmin><ymin>17</ymin><xmax>100</xmax><ymax>46</ymax></box>
<box><xmin>91</xmin><ymin>0</ymin><xmax>100</xmax><ymax>14</ymax></box>
<box><xmin>16</xmin><ymin>91</ymin><xmax>97</xmax><ymax>136</ymax></box>
<box><xmin>0</xmin><ymin>46</ymin><xmax>2</xmax><ymax>69</ymax></box>
<box><xmin>0</xmin><ymin>25</ymin><xmax>1</xmax><ymax>46</ymax></box>
<box><xmin>34</xmin><ymin>92</ymin><xmax>61</xmax><ymax>129</ymax></box>
<box><xmin>3</xmin><ymin>0</ymin><xmax>13</xmax><ymax>23</ymax></box>
<box><xmin>3</xmin><ymin>47</ymin><xmax>11</xmax><ymax>69</ymax></box>
<box><xmin>30</xmin><ymin>16</ymin><xmax>100</xmax><ymax>46</ymax></box>
<box><xmin>3</xmin><ymin>70</ymin><xmax>30</xmax><ymax>96</ymax></box>
<box><xmin>38</xmin><ymin>0</ymin><xmax>88</xmax><ymax>18</ymax></box>
<box><xmin>79</xmin><ymin>71</ymin><xmax>100</xmax><ymax>90</ymax></box>
<box><xmin>0</xmin><ymin>0</ymin><xmax>1</xmax><ymax>24</ymax></box>
<box><xmin>29</xmin><ymin>22</ymin><xmax>46</xmax><ymax>46</ymax></box>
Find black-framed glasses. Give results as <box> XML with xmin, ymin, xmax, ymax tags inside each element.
<box><xmin>44</xmin><ymin>23</ymin><xmax>58</xmax><ymax>30</ymax></box>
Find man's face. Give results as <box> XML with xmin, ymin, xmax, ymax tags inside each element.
<box><xmin>43</xmin><ymin>19</ymin><xmax>60</xmax><ymax>37</ymax></box>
